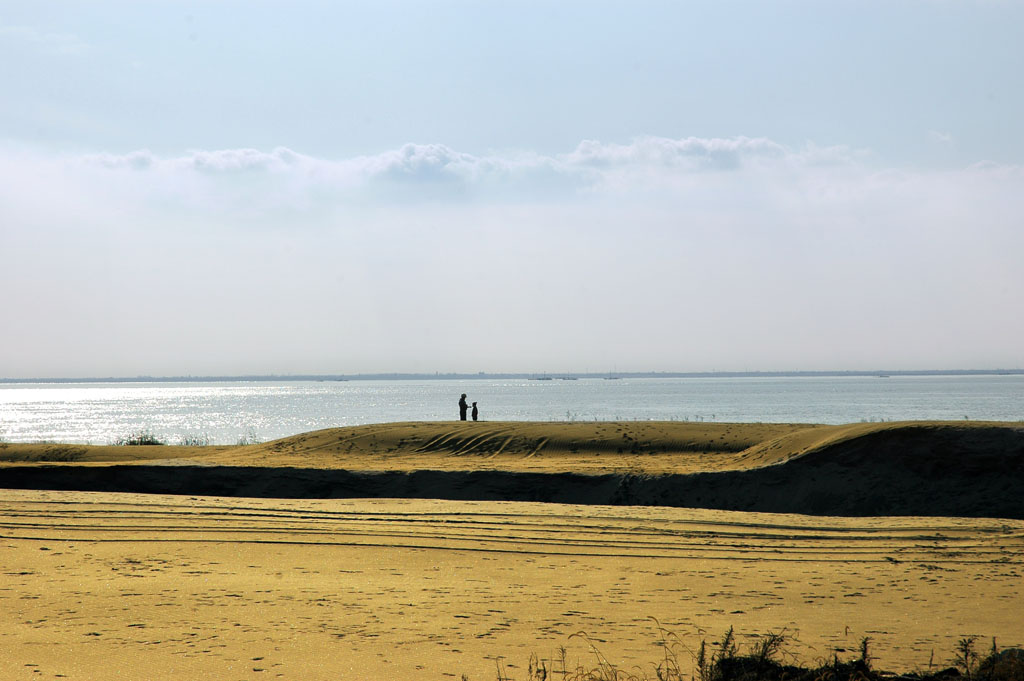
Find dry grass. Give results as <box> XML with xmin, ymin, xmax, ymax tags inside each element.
<box><xmin>502</xmin><ymin>626</ymin><xmax>1024</xmax><ymax>681</ymax></box>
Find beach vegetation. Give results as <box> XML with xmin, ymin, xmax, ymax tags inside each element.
<box><xmin>111</xmin><ymin>429</ymin><xmax>166</xmax><ymax>446</ymax></box>
<box><xmin>491</xmin><ymin>628</ymin><xmax>1023</xmax><ymax>681</ymax></box>
<box><xmin>236</xmin><ymin>428</ymin><xmax>262</xmax><ymax>446</ymax></box>
<box><xmin>177</xmin><ymin>434</ymin><xmax>212</xmax><ymax>446</ymax></box>
<box><xmin>957</xmin><ymin>637</ymin><xmax>980</xmax><ymax>679</ymax></box>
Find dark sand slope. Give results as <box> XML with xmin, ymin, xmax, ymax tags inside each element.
<box><xmin>2</xmin><ymin>421</ymin><xmax>1022</xmax><ymax>518</ymax></box>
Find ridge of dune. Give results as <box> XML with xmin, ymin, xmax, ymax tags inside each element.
<box><xmin>2</xmin><ymin>421</ymin><xmax>1022</xmax><ymax>518</ymax></box>
<box><xmin>737</xmin><ymin>420</ymin><xmax>1024</xmax><ymax>468</ymax></box>
<box><xmin>231</xmin><ymin>421</ymin><xmax>813</xmax><ymax>473</ymax></box>
<box><xmin>1</xmin><ymin>421</ymin><xmax>814</xmax><ymax>473</ymax></box>
<box><xmin>729</xmin><ymin>422</ymin><xmax>877</xmax><ymax>468</ymax></box>
<box><xmin>787</xmin><ymin>421</ymin><xmax>1024</xmax><ymax>471</ymax></box>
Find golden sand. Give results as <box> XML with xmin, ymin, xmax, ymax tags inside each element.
<box><xmin>1</xmin><ymin>421</ymin><xmax>1022</xmax><ymax>680</ymax></box>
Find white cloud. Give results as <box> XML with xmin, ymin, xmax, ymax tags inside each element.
<box><xmin>62</xmin><ymin>135</ymin><xmax>869</xmax><ymax>203</ymax></box>
<box><xmin>3</xmin><ymin>136</ymin><xmax>1022</xmax><ymax>375</ymax></box>
<box><xmin>564</xmin><ymin>135</ymin><xmax>788</xmax><ymax>170</ymax></box>
<box><xmin>0</xmin><ymin>22</ymin><xmax>90</xmax><ymax>55</ymax></box>
<box><xmin>6</xmin><ymin>138</ymin><xmax>1022</xmax><ymax>243</ymax></box>
<box><xmin>83</xmin><ymin>147</ymin><xmax>309</xmax><ymax>173</ymax></box>
<box><xmin>360</xmin><ymin>143</ymin><xmax>479</xmax><ymax>181</ymax></box>
<box><xmin>84</xmin><ymin>149</ymin><xmax>158</xmax><ymax>170</ymax></box>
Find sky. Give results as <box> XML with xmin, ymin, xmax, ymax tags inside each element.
<box><xmin>2</xmin><ymin>0</ymin><xmax>1023</xmax><ymax>378</ymax></box>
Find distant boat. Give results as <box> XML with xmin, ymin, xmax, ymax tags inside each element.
<box><xmin>531</xmin><ymin>377</ymin><xmax>553</xmax><ymax>381</ymax></box>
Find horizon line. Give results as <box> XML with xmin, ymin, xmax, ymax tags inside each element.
<box><xmin>2</xmin><ymin>368</ymin><xmax>1023</xmax><ymax>384</ymax></box>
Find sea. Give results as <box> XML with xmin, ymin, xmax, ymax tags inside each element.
<box><xmin>1</xmin><ymin>374</ymin><xmax>1022</xmax><ymax>446</ymax></box>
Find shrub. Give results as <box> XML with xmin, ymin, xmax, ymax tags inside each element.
<box><xmin>111</xmin><ymin>430</ymin><xmax>166</xmax><ymax>446</ymax></box>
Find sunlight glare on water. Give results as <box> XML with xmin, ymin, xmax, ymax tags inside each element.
<box><xmin>0</xmin><ymin>375</ymin><xmax>1021</xmax><ymax>445</ymax></box>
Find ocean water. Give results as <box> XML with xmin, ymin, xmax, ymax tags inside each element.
<box><xmin>1</xmin><ymin>375</ymin><xmax>1022</xmax><ymax>445</ymax></box>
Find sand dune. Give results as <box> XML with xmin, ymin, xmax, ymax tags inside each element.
<box><xmin>3</xmin><ymin>421</ymin><xmax>1022</xmax><ymax>518</ymax></box>
<box><xmin>2</xmin><ymin>421</ymin><xmax>1022</xmax><ymax>680</ymax></box>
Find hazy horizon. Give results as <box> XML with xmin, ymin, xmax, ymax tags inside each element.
<box><xmin>4</xmin><ymin>368</ymin><xmax>1024</xmax><ymax>384</ymax></box>
<box><xmin>3</xmin><ymin>1</ymin><xmax>1023</xmax><ymax>379</ymax></box>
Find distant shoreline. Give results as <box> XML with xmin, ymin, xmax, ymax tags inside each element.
<box><xmin>1</xmin><ymin>369</ymin><xmax>1023</xmax><ymax>384</ymax></box>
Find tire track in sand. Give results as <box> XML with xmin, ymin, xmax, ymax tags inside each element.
<box><xmin>2</xmin><ymin>492</ymin><xmax>1022</xmax><ymax>563</ymax></box>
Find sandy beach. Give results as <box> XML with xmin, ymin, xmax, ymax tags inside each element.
<box><xmin>2</xmin><ymin>421</ymin><xmax>1023</xmax><ymax>680</ymax></box>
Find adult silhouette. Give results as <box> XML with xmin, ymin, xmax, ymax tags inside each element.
<box><xmin>458</xmin><ymin>394</ymin><xmax>469</xmax><ymax>421</ymax></box>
